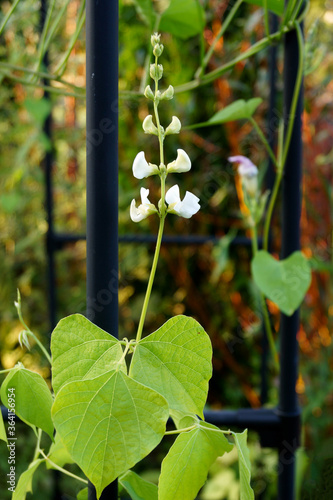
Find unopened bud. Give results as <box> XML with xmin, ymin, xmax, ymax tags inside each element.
<box><xmin>142</xmin><ymin>115</ymin><xmax>158</xmax><ymax>135</ymax></box>
<box><xmin>153</xmin><ymin>44</ymin><xmax>164</xmax><ymax>57</ymax></box>
<box><xmin>165</xmin><ymin>116</ymin><xmax>181</xmax><ymax>135</ymax></box>
<box><xmin>151</xmin><ymin>33</ymin><xmax>161</xmax><ymax>47</ymax></box>
<box><xmin>19</xmin><ymin>330</ymin><xmax>31</xmax><ymax>350</ymax></box>
<box><xmin>160</xmin><ymin>85</ymin><xmax>174</xmax><ymax>101</ymax></box>
<box><xmin>150</xmin><ymin>64</ymin><xmax>163</xmax><ymax>80</ymax></box>
<box><xmin>144</xmin><ymin>85</ymin><xmax>154</xmax><ymax>100</ymax></box>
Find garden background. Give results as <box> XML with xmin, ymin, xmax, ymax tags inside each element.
<box><xmin>0</xmin><ymin>0</ymin><xmax>332</xmax><ymax>498</ymax></box>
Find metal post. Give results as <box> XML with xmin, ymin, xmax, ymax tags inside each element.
<box><xmin>86</xmin><ymin>1</ymin><xmax>119</xmax><ymax>499</ymax></box>
<box><xmin>277</xmin><ymin>9</ymin><xmax>303</xmax><ymax>499</ymax></box>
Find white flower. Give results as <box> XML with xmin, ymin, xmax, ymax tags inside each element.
<box><xmin>142</xmin><ymin>115</ymin><xmax>158</xmax><ymax>136</ymax></box>
<box><xmin>165</xmin><ymin>184</ymin><xmax>200</xmax><ymax>219</ymax></box>
<box><xmin>130</xmin><ymin>188</ymin><xmax>157</xmax><ymax>223</ymax></box>
<box><xmin>167</xmin><ymin>149</ymin><xmax>191</xmax><ymax>174</ymax></box>
<box><xmin>165</xmin><ymin>116</ymin><xmax>181</xmax><ymax>136</ymax></box>
<box><xmin>132</xmin><ymin>151</ymin><xmax>159</xmax><ymax>179</ymax></box>
<box><xmin>228</xmin><ymin>155</ymin><xmax>258</xmax><ymax>197</ymax></box>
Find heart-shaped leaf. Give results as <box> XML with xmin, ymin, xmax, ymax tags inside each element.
<box><xmin>119</xmin><ymin>470</ymin><xmax>158</xmax><ymax>500</ymax></box>
<box><xmin>0</xmin><ymin>407</ymin><xmax>7</xmax><ymax>443</ymax></box>
<box><xmin>233</xmin><ymin>430</ymin><xmax>254</xmax><ymax>500</ymax></box>
<box><xmin>129</xmin><ymin>315</ymin><xmax>212</xmax><ymax>418</ymax></box>
<box><xmin>52</xmin><ymin>370</ymin><xmax>168</xmax><ymax>499</ymax></box>
<box><xmin>187</xmin><ymin>98</ymin><xmax>262</xmax><ymax>129</ymax></box>
<box><xmin>51</xmin><ymin>314</ymin><xmax>125</xmax><ymax>394</ymax></box>
<box><xmin>158</xmin><ymin>421</ymin><xmax>233</xmax><ymax>500</ymax></box>
<box><xmin>251</xmin><ymin>250</ymin><xmax>311</xmax><ymax>316</ymax></box>
<box><xmin>1</xmin><ymin>367</ymin><xmax>54</xmax><ymax>440</ymax></box>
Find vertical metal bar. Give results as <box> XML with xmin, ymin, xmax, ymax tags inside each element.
<box><xmin>278</xmin><ymin>5</ymin><xmax>303</xmax><ymax>498</ymax></box>
<box><xmin>86</xmin><ymin>1</ymin><xmax>119</xmax><ymax>499</ymax></box>
<box><xmin>41</xmin><ymin>0</ymin><xmax>57</xmax><ymax>332</ymax></box>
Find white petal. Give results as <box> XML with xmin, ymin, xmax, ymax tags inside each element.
<box><xmin>130</xmin><ymin>199</ymin><xmax>146</xmax><ymax>223</ymax></box>
<box><xmin>177</xmin><ymin>191</ymin><xmax>200</xmax><ymax>218</ymax></box>
<box><xmin>140</xmin><ymin>187</ymin><xmax>151</xmax><ymax>205</ymax></box>
<box><xmin>165</xmin><ymin>116</ymin><xmax>181</xmax><ymax>136</ymax></box>
<box><xmin>165</xmin><ymin>185</ymin><xmax>181</xmax><ymax>206</ymax></box>
<box><xmin>132</xmin><ymin>151</ymin><xmax>159</xmax><ymax>179</ymax></box>
<box><xmin>142</xmin><ymin>115</ymin><xmax>158</xmax><ymax>135</ymax></box>
<box><xmin>167</xmin><ymin>149</ymin><xmax>191</xmax><ymax>173</ymax></box>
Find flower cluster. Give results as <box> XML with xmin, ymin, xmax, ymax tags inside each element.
<box><xmin>130</xmin><ymin>33</ymin><xmax>200</xmax><ymax>224</ymax></box>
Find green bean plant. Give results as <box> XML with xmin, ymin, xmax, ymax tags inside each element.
<box><xmin>0</xmin><ymin>0</ymin><xmax>315</xmax><ymax>499</ymax></box>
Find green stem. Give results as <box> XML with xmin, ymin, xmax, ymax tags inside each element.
<box><xmin>175</xmin><ymin>28</ymin><xmax>290</xmax><ymax>94</ymax></box>
<box><xmin>165</xmin><ymin>425</ymin><xmax>196</xmax><ymax>435</ymax></box>
<box><xmin>282</xmin><ymin>0</ymin><xmax>298</xmax><ymax>27</ymax></box>
<box><xmin>15</xmin><ymin>292</ymin><xmax>52</xmax><ymax>365</ymax></box>
<box><xmin>34</xmin><ymin>0</ymin><xmax>56</xmax><ymax>79</ymax></box>
<box><xmin>263</xmin><ymin>0</ymin><xmax>272</xmax><ymax>42</ymax></box>
<box><xmin>39</xmin><ymin>450</ymin><xmax>88</xmax><ymax>484</ymax></box>
<box><xmin>251</xmin><ymin>227</ymin><xmax>280</xmax><ymax>373</ymax></box>
<box><xmin>263</xmin><ymin>22</ymin><xmax>304</xmax><ymax>252</ymax></box>
<box><xmin>195</xmin><ymin>0</ymin><xmax>244</xmax><ymax>79</ymax></box>
<box><xmin>136</xmin><ymin>215</ymin><xmax>165</xmax><ymax>342</ymax></box>
<box><xmin>0</xmin><ymin>368</ymin><xmax>14</xmax><ymax>375</ymax></box>
<box><xmin>250</xmin><ymin>117</ymin><xmax>278</xmax><ymax>168</ymax></box>
<box><xmin>0</xmin><ymin>0</ymin><xmax>22</xmax><ymax>36</ymax></box>
<box><xmin>33</xmin><ymin>429</ymin><xmax>42</xmax><ymax>462</ymax></box>
<box><xmin>260</xmin><ymin>293</ymin><xmax>280</xmax><ymax>373</ymax></box>
<box><xmin>54</xmin><ymin>0</ymin><xmax>86</xmax><ymax>77</ymax></box>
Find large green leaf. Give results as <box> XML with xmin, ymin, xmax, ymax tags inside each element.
<box><xmin>160</xmin><ymin>0</ymin><xmax>205</xmax><ymax>39</ymax></box>
<box><xmin>46</xmin><ymin>432</ymin><xmax>75</xmax><ymax>470</ymax></box>
<box><xmin>158</xmin><ymin>421</ymin><xmax>233</xmax><ymax>500</ymax></box>
<box><xmin>244</xmin><ymin>0</ymin><xmax>284</xmax><ymax>16</ymax></box>
<box><xmin>133</xmin><ymin>0</ymin><xmax>155</xmax><ymax>27</ymax></box>
<box><xmin>52</xmin><ymin>370</ymin><xmax>169</xmax><ymax>499</ymax></box>
<box><xmin>251</xmin><ymin>250</ymin><xmax>312</xmax><ymax>316</ymax></box>
<box><xmin>13</xmin><ymin>459</ymin><xmax>44</xmax><ymax>500</ymax></box>
<box><xmin>188</xmin><ymin>98</ymin><xmax>262</xmax><ymax>129</ymax></box>
<box><xmin>51</xmin><ymin>314</ymin><xmax>125</xmax><ymax>394</ymax></box>
<box><xmin>0</xmin><ymin>407</ymin><xmax>7</xmax><ymax>443</ymax></box>
<box><xmin>77</xmin><ymin>488</ymin><xmax>88</xmax><ymax>500</ymax></box>
<box><xmin>119</xmin><ymin>470</ymin><xmax>158</xmax><ymax>500</ymax></box>
<box><xmin>233</xmin><ymin>430</ymin><xmax>254</xmax><ymax>500</ymax></box>
<box><xmin>1</xmin><ymin>367</ymin><xmax>54</xmax><ymax>440</ymax></box>
<box><xmin>129</xmin><ymin>315</ymin><xmax>212</xmax><ymax>418</ymax></box>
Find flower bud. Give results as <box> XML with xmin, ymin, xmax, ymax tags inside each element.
<box><xmin>160</xmin><ymin>85</ymin><xmax>174</xmax><ymax>101</ymax></box>
<box><xmin>151</xmin><ymin>33</ymin><xmax>161</xmax><ymax>47</ymax></box>
<box><xmin>142</xmin><ymin>115</ymin><xmax>158</xmax><ymax>136</ymax></box>
<box><xmin>153</xmin><ymin>44</ymin><xmax>164</xmax><ymax>57</ymax></box>
<box><xmin>150</xmin><ymin>63</ymin><xmax>163</xmax><ymax>80</ymax></box>
<box><xmin>165</xmin><ymin>116</ymin><xmax>181</xmax><ymax>135</ymax></box>
<box><xmin>144</xmin><ymin>85</ymin><xmax>154</xmax><ymax>100</ymax></box>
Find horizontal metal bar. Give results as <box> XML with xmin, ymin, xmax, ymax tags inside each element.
<box><xmin>47</xmin><ymin>231</ymin><xmax>260</xmax><ymax>248</ymax></box>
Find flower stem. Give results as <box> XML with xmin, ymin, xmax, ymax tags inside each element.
<box><xmin>249</xmin><ymin>117</ymin><xmax>278</xmax><ymax>168</ymax></box>
<box><xmin>39</xmin><ymin>450</ymin><xmax>88</xmax><ymax>484</ymax></box>
<box><xmin>195</xmin><ymin>0</ymin><xmax>244</xmax><ymax>79</ymax></box>
<box><xmin>263</xmin><ymin>22</ymin><xmax>304</xmax><ymax>252</ymax></box>
<box><xmin>251</xmin><ymin>226</ymin><xmax>280</xmax><ymax>373</ymax></box>
<box><xmin>165</xmin><ymin>424</ymin><xmax>196</xmax><ymax>435</ymax></box>
<box><xmin>136</xmin><ymin>215</ymin><xmax>165</xmax><ymax>342</ymax></box>
<box><xmin>15</xmin><ymin>291</ymin><xmax>52</xmax><ymax>365</ymax></box>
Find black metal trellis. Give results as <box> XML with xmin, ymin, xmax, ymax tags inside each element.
<box><xmin>44</xmin><ymin>2</ymin><xmax>303</xmax><ymax>499</ymax></box>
